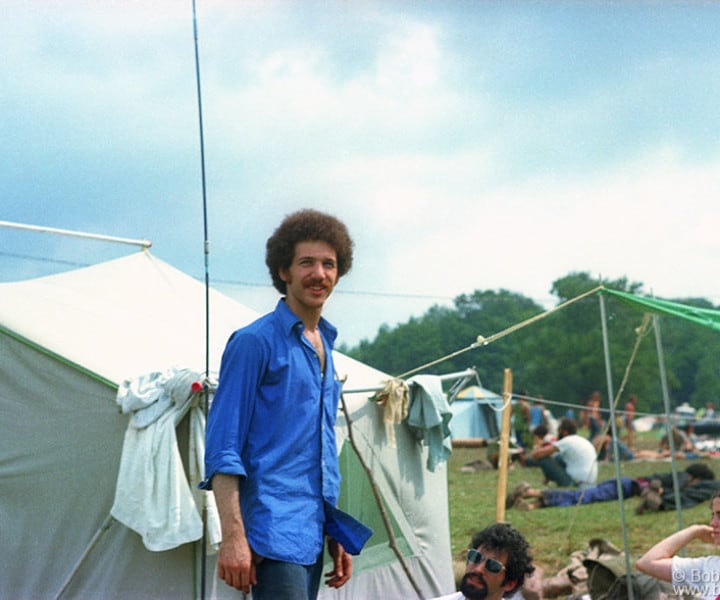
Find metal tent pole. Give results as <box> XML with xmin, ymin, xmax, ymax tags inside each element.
<box><xmin>190</xmin><ymin>0</ymin><xmax>211</xmax><ymax>595</ymax></box>
<box><xmin>653</xmin><ymin>313</ymin><xmax>684</xmax><ymax>534</ymax></box>
<box><xmin>598</xmin><ymin>293</ymin><xmax>634</xmax><ymax>600</ymax></box>
<box><xmin>342</xmin><ymin>368</ymin><xmax>477</xmax><ymax>395</ymax></box>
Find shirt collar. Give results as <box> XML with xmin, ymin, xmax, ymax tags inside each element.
<box><xmin>274</xmin><ymin>299</ymin><xmax>338</xmax><ymax>346</ymax></box>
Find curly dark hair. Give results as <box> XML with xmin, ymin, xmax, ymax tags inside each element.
<box><xmin>558</xmin><ymin>417</ymin><xmax>578</xmax><ymax>436</ymax></box>
<box><xmin>532</xmin><ymin>424</ymin><xmax>549</xmax><ymax>439</ymax></box>
<box><xmin>265</xmin><ymin>209</ymin><xmax>354</xmax><ymax>294</ymax></box>
<box><xmin>470</xmin><ymin>523</ymin><xmax>535</xmax><ymax>595</ymax></box>
<box><xmin>686</xmin><ymin>463</ymin><xmax>714</xmax><ymax>481</ymax></box>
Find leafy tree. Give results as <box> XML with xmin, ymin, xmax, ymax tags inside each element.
<box><xmin>346</xmin><ymin>271</ymin><xmax>720</xmax><ymax>419</ymax></box>
<box><xmin>657</xmin><ymin>297</ymin><xmax>720</xmax><ymax>412</ymax></box>
<box><xmin>349</xmin><ymin>290</ymin><xmax>542</xmax><ymax>391</ymax></box>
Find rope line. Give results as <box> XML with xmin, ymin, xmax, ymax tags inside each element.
<box><xmin>396</xmin><ymin>285</ymin><xmax>604</xmax><ymax>379</ymax></box>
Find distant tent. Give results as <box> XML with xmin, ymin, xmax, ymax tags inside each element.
<box><xmin>450</xmin><ymin>385</ymin><xmax>503</xmax><ymax>441</ymax></box>
<box><xmin>0</xmin><ymin>251</ymin><xmax>456</xmax><ymax>600</ymax></box>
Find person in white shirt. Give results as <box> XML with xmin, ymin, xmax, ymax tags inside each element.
<box><xmin>528</xmin><ymin>417</ymin><xmax>597</xmax><ymax>487</ymax></box>
<box><xmin>636</xmin><ymin>491</ymin><xmax>720</xmax><ymax>600</ymax></box>
<box><xmin>431</xmin><ymin>523</ymin><xmax>534</xmax><ymax>600</ymax></box>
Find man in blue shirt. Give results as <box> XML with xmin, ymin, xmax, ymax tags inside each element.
<box><xmin>203</xmin><ymin>209</ymin><xmax>366</xmax><ymax>599</ymax></box>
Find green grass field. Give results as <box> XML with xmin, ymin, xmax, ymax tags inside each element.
<box><xmin>446</xmin><ymin>431</ymin><xmax>719</xmax><ymax>579</ymax></box>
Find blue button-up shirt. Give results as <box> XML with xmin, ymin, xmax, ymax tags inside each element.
<box><xmin>203</xmin><ymin>300</ymin><xmax>342</xmax><ymax>565</ymax></box>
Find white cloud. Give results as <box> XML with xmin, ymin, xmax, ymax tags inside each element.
<box><xmin>4</xmin><ymin>1</ymin><xmax>720</xmax><ymax>347</ymax></box>
<box><xmin>375</xmin><ymin>23</ymin><xmax>441</xmax><ymax>90</ymax></box>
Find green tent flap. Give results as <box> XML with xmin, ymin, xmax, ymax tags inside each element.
<box><xmin>602</xmin><ymin>288</ymin><xmax>720</xmax><ymax>332</ymax></box>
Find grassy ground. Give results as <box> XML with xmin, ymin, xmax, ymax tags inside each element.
<box><xmin>446</xmin><ymin>430</ymin><xmax>719</xmax><ymax>579</ymax></box>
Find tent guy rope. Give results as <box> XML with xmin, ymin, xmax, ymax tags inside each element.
<box><xmin>396</xmin><ymin>285</ymin><xmax>604</xmax><ymax>379</ymax></box>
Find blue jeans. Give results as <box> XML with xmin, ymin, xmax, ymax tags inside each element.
<box><xmin>252</xmin><ymin>553</ymin><xmax>324</xmax><ymax>600</ymax></box>
<box><xmin>537</xmin><ymin>455</ymin><xmax>575</xmax><ymax>487</ymax></box>
<box><xmin>542</xmin><ymin>477</ymin><xmax>635</xmax><ymax>507</ymax></box>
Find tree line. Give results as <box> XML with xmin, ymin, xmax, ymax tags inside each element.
<box><xmin>341</xmin><ymin>272</ymin><xmax>720</xmax><ymax>418</ymax></box>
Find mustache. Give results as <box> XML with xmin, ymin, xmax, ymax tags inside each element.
<box><xmin>306</xmin><ymin>276</ymin><xmax>328</xmax><ymax>285</ymax></box>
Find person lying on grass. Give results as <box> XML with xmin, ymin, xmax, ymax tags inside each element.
<box><xmin>506</xmin><ymin>463</ymin><xmax>717</xmax><ymax>511</ymax></box>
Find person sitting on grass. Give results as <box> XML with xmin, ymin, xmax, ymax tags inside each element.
<box><xmin>519</xmin><ymin>423</ymin><xmax>555</xmax><ymax>469</ymax></box>
<box><xmin>592</xmin><ymin>433</ymin><xmax>636</xmax><ymax>462</ymax></box>
<box><xmin>636</xmin><ymin>491</ymin><xmax>720</xmax><ymax>599</ymax></box>
<box><xmin>523</xmin><ymin>417</ymin><xmax>597</xmax><ymax>489</ymax></box>
<box><xmin>633</xmin><ymin>424</ymin><xmax>709</xmax><ymax>461</ymax></box>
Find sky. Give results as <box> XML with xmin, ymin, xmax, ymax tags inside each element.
<box><xmin>2</xmin><ymin>1</ymin><xmax>720</xmax><ymax>347</ymax></box>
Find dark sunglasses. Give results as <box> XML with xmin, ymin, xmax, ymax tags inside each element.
<box><xmin>466</xmin><ymin>548</ymin><xmax>505</xmax><ymax>574</ymax></box>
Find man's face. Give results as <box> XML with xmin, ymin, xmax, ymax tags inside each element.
<box><xmin>279</xmin><ymin>240</ymin><xmax>338</xmax><ymax>315</ymax></box>
<box><xmin>460</xmin><ymin>546</ymin><xmax>516</xmax><ymax>600</ymax></box>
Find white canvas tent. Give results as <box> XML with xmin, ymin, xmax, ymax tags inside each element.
<box><xmin>0</xmin><ymin>250</ymin><xmax>455</xmax><ymax>599</ymax></box>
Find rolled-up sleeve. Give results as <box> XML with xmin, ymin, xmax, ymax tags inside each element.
<box><xmin>201</xmin><ymin>330</ymin><xmax>265</xmax><ymax>489</ymax></box>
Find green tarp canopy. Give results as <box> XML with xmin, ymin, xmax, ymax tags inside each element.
<box><xmin>603</xmin><ymin>288</ymin><xmax>720</xmax><ymax>333</ymax></box>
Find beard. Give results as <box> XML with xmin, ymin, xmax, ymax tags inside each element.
<box><xmin>459</xmin><ymin>573</ymin><xmax>489</xmax><ymax>600</ymax></box>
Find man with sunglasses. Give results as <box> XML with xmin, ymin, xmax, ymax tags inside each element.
<box><xmin>432</xmin><ymin>523</ymin><xmax>535</xmax><ymax>600</ymax></box>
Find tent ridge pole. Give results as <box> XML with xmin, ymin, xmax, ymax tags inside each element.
<box><xmin>0</xmin><ymin>220</ymin><xmax>152</xmax><ymax>248</ymax></box>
